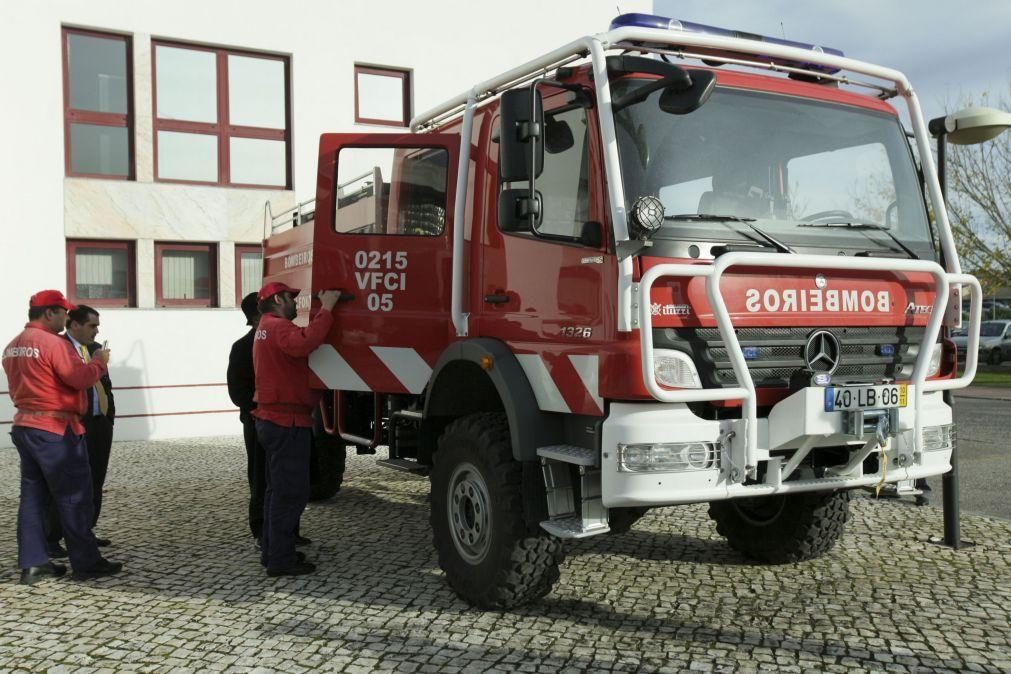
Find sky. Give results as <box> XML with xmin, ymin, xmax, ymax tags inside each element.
<box><xmin>650</xmin><ymin>0</ymin><xmax>1011</xmax><ymax>123</ymax></box>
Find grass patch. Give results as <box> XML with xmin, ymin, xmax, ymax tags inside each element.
<box><xmin>958</xmin><ymin>366</ymin><xmax>1011</xmax><ymax>388</ymax></box>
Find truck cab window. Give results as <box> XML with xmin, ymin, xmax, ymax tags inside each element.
<box><xmin>498</xmin><ymin>105</ymin><xmax>590</xmax><ymax>239</ymax></box>
<box><xmin>334</xmin><ymin>146</ymin><xmax>448</xmax><ymax>236</ymax></box>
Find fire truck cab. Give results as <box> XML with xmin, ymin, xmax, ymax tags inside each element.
<box><xmin>262</xmin><ymin>13</ymin><xmax>984</xmax><ymax>608</ymax></box>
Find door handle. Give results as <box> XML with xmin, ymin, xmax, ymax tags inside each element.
<box><xmin>484</xmin><ymin>293</ymin><xmax>510</xmax><ymax>305</ymax></box>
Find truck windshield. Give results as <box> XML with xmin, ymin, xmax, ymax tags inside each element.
<box><xmin>612</xmin><ymin>81</ymin><xmax>934</xmax><ymax>256</ymax></box>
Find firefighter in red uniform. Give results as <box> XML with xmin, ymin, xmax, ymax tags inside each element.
<box><xmin>252</xmin><ymin>282</ymin><xmax>341</xmax><ymax>576</ymax></box>
<box><xmin>2</xmin><ymin>290</ymin><xmax>123</xmax><ymax>584</ymax></box>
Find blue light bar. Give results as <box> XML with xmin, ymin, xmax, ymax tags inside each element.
<box><xmin>609</xmin><ymin>13</ymin><xmax>844</xmax><ymax>75</ymax></box>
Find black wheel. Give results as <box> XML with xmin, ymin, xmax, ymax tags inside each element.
<box><xmin>707</xmin><ymin>490</ymin><xmax>850</xmax><ymax>563</ymax></box>
<box><xmin>989</xmin><ymin>349</ymin><xmax>1003</xmax><ymax>366</ymax></box>
<box><xmin>430</xmin><ymin>412</ymin><xmax>564</xmax><ymax>609</ymax></box>
<box><xmin>608</xmin><ymin>507</ymin><xmax>650</xmax><ymax>534</ymax></box>
<box><xmin>309</xmin><ymin>427</ymin><xmax>346</xmax><ymax>501</ymax></box>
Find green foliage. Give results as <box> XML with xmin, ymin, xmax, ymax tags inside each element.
<box><xmin>945</xmin><ymin>85</ymin><xmax>1011</xmax><ymax>295</ymax></box>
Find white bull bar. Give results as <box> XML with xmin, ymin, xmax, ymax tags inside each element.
<box><xmin>638</xmin><ymin>253</ymin><xmax>983</xmax><ymax>480</ymax></box>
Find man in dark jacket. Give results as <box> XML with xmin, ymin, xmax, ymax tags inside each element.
<box><xmin>227</xmin><ymin>292</ymin><xmax>267</xmax><ymax>544</ymax></box>
<box><xmin>253</xmin><ymin>282</ymin><xmax>339</xmax><ymax>576</ymax></box>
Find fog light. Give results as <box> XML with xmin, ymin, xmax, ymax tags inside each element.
<box><xmin>618</xmin><ymin>441</ymin><xmax>719</xmax><ymax>472</ymax></box>
<box><xmin>654</xmin><ymin>349</ymin><xmax>702</xmax><ymax>389</ymax></box>
<box><xmin>922</xmin><ymin>424</ymin><xmax>954</xmax><ymax>452</ymax></box>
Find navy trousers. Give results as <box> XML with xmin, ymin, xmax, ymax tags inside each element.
<box><xmin>12</xmin><ymin>426</ymin><xmax>101</xmax><ymax>571</ymax></box>
<box><xmin>255</xmin><ymin>420</ymin><xmax>311</xmax><ymax>571</ymax></box>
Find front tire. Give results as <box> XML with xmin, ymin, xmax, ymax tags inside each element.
<box><xmin>430</xmin><ymin>412</ymin><xmax>564</xmax><ymax>608</ymax></box>
<box><xmin>989</xmin><ymin>349</ymin><xmax>1003</xmax><ymax>365</ymax></box>
<box><xmin>708</xmin><ymin>490</ymin><xmax>850</xmax><ymax>563</ymax></box>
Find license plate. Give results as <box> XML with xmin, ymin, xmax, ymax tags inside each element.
<box><xmin>824</xmin><ymin>384</ymin><xmax>907</xmax><ymax>412</ymax></box>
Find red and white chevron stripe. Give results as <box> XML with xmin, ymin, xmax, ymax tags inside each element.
<box><xmin>309</xmin><ymin>346</ymin><xmax>603</xmax><ymax>416</ymax></box>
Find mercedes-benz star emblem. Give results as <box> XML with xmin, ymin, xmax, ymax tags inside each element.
<box><xmin>814</xmin><ymin>273</ymin><xmax>828</xmax><ymax>289</ymax></box>
<box><xmin>805</xmin><ymin>330</ymin><xmax>840</xmax><ymax>373</ymax></box>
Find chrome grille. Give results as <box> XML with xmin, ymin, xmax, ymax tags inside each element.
<box><xmin>655</xmin><ymin>326</ymin><xmax>926</xmax><ymax>388</ymax></box>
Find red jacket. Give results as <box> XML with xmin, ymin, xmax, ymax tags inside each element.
<box><xmin>252</xmin><ymin>310</ymin><xmax>335</xmax><ymax>427</ymax></box>
<box><xmin>2</xmin><ymin>323</ymin><xmax>107</xmax><ymax>435</ymax></box>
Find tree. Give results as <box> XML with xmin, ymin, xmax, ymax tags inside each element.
<box><xmin>945</xmin><ymin>84</ymin><xmax>1011</xmax><ymax>296</ymax></box>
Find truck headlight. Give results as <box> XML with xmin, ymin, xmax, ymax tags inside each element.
<box><xmin>618</xmin><ymin>442</ymin><xmax>718</xmax><ymax>472</ymax></box>
<box><xmin>653</xmin><ymin>349</ymin><xmax>702</xmax><ymax>389</ymax></box>
<box><xmin>927</xmin><ymin>342</ymin><xmax>942</xmax><ymax>377</ymax></box>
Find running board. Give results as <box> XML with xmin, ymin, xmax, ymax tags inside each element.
<box><xmin>376</xmin><ymin>458</ymin><xmax>429</xmax><ymax>475</ymax></box>
<box><xmin>536</xmin><ymin>445</ymin><xmax>609</xmax><ymax>539</ymax></box>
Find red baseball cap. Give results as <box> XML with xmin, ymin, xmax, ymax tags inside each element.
<box><xmin>258</xmin><ymin>281</ymin><xmax>300</xmax><ymax>301</ymax></box>
<box><xmin>29</xmin><ymin>289</ymin><xmax>76</xmax><ymax>311</ymax></box>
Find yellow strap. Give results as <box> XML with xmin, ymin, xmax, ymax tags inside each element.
<box><xmin>874</xmin><ymin>440</ymin><xmax>888</xmax><ymax>497</ymax></box>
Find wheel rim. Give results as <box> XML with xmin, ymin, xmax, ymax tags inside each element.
<box><xmin>732</xmin><ymin>494</ymin><xmax>787</xmax><ymax>526</ymax></box>
<box><xmin>447</xmin><ymin>461</ymin><xmax>492</xmax><ymax>565</ymax></box>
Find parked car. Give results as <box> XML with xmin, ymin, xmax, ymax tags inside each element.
<box><xmin>952</xmin><ymin>319</ymin><xmax>1011</xmax><ymax>365</ymax></box>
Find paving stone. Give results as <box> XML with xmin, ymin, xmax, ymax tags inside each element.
<box><xmin>0</xmin><ymin>436</ymin><xmax>1008</xmax><ymax>672</ymax></box>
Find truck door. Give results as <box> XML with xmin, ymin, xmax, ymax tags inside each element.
<box><xmin>309</xmin><ymin>133</ymin><xmax>459</xmax><ymax>396</ymax></box>
<box><xmin>477</xmin><ymin>93</ymin><xmax>614</xmax><ymax>417</ymax></box>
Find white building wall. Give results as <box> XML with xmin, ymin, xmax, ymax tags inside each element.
<box><xmin>0</xmin><ymin>0</ymin><xmax>649</xmax><ymax>446</ymax></box>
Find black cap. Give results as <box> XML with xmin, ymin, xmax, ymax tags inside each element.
<box><xmin>240</xmin><ymin>292</ymin><xmax>260</xmax><ymax>326</ymax></box>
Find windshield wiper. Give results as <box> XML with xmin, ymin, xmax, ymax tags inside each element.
<box><xmin>666</xmin><ymin>213</ymin><xmax>795</xmax><ymax>254</ymax></box>
<box><xmin>798</xmin><ymin>221</ymin><xmax>919</xmax><ymax>259</ymax></box>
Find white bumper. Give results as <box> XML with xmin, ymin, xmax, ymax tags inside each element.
<box><xmin>601</xmin><ymin>387</ymin><xmax>953</xmax><ymax>508</ymax></box>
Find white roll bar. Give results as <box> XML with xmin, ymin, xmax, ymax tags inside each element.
<box><xmin>414</xmin><ymin>25</ymin><xmax>966</xmax><ymax>337</ymax></box>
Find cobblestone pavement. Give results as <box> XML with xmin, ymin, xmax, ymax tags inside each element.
<box><xmin>1</xmin><ymin>436</ymin><xmax>1009</xmax><ymax>673</ymax></box>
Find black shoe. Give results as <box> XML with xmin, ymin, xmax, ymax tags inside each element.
<box><xmin>20</xmin><ymin>562</ymin><xmax>67</xmax><ymax>585</ymax></box>
<box><xmin>295</xmin><ymin>535</ymin><xmax>312</xmax><ymax>546</ymax></box>
<box><xmin>47</xmin><ymin>543</ymin><xmax>68</xmax><ymax>559</ymax></box>
<box><xmin>72</xmin><ymin>558</ymin><xmax>123</xmax><ymax>580</ymax></box>
<box><xmin>267</xmin><ymin>560</ymin><xmax>316</xmax><ymax>577</ymax></box>
<box><xmin>260</xmin><ymin>551</ymin><xmax>305</xmax><ymax>567</ymax></box>
<box><xmin>95</xmin><ymin>537</ymin><xmax>111</xmax><ymax>547</ymax></box>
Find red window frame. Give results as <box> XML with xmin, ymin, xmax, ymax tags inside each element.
<box><xmin>155</xmin><ymin>242</ymin><xmax>218</xmax><ymax>307</ymax></box>
<box><xmin>152</xmin><ymin>41</ymin><xmax>291</xmax><ymax>189</ymax></box>
<box><xmin>354</xmin><ymin>65</ymin><xmax>411</xmax><ymax>127</ymax></box>
<box><xmin>62</xmin><ymin>28</ymin><xmax>135</xmax><ymax>180</ymax></box>
<box><xmin>234</xmin><ymin>244</ymin><xmax>263</xmax><ymax>304</ymax></box>
<box><xmin>66</xmin><ymin>239</ymin><xmax>137</xmax><ymax>308</ymax></box>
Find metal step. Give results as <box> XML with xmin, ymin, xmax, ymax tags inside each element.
<box><xmin>540</xmin><ymin>515</ymin><xmax>610</xmax><ymax>539</ymax></box>
<box><xmin>536</xmin><ymin>445</ymin><xmax>597</xmax><ymax>466</ymax></box>
<box><xmin>376</xmin><ymin>458</ymin><xmax>429</xmax><ymax>475</ymax></box>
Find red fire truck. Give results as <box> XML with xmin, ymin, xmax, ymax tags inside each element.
<box><xmin>262</xmin><ymin>13</ymin><xmax>984</xmax><ymax>608</ymax></box>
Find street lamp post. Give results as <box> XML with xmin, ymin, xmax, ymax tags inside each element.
<box><xmin>928</xmin><ymin>106</ymin><xmax>1011</xmax><ymax>550</ymax></box>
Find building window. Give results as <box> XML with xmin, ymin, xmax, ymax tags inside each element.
<box><xmin>235</xmin><ymin>244</ymin><xmax>263</xmax><ymax>302</ymax></box>
<box><xmin>66</xmin><ymin>240</ymin><xmax>136</xmax><ymax>307</ymax></box>
<box><xmin>155</xmin><ymin>243</ymin><xmax>217</xmax><ymax>307</ymax></box>
<box><xmin>62</xmin><ymin>28</ymin><xmax>134</xmax><ymax>179</ymax></box>
<box><xmin>354</xmin><ymin>65</ymin><xmax>411</xmax><ymax>127</ymax></box>
<box><xmin>153</xmin><ymin>41</ymin><xmax>290</xmax><ymax>188</ymax></box>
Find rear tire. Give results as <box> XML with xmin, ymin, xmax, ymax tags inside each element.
<box><xmin>430</xmin><ymin>412</ymin><xmax>564</xmax><ymax>608</ymax></box>
<box><xmin>707</xmin><ymin>490</ymin><xmax>850</xmax><ymax>563</ymax></box>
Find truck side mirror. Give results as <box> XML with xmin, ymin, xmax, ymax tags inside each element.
<box><xmin>499</xmin><ymin>88</ymin><xmax>544</xmax><ymax>182</ymax></box>
<box><xmin>498</xmin><ymin>188</ymin><xmax>541</xmax><ymax>233</ymax></box>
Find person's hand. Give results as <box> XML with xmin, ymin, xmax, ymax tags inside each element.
<box><xmin>92</xmin><ymin>349</ymin><xmax>110</xmax><ymax>365</ymax></box>
<box><xmin>318</xmin><ymin>289</ymin><xmax>341</xmax><ymax>311</ymax></box>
